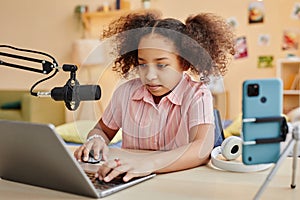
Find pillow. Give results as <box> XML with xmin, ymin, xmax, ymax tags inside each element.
<box><xmin>223</xmin><ymin>114</ymin><xmax>242</xmax><ymax>138</ymax></box>
<box><xmin>1</xmin><ymin>101</ymin><xmax>21</xmax><ymax>109</ymax></box>
<box><xmin>287</xmin><ymin>107</ymin><xmax>300</xmax><ymax>122</ymax></box>
<box><xmin>55</xmin><ymin>120</ymin><xmax>122</xmax><ymax>144</ymax></box>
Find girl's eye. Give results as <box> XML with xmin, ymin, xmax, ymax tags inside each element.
<box><xmin>156</xmin><ymin>64</ymin><xmax>168</xmax><ymax>68</ymax></box>
<box><xmin>138</xmin><ymin>63</ymin><xmax>148</xmax><ymax>68</ymax></box>
<box><xmin>138</xmin><ymin>63</ymin><xmax>168</xmax><ymax>68</ymax></box>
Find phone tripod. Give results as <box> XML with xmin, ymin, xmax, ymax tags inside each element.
<box><xmin>254</xmin><ymin>124</ymin><xmax>300</xmax><ymax>200</ymax></box>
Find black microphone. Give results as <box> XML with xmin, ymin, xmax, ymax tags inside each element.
<box><xmin>50</xmin><ymin>84</ymin><xmax>101</xmax><ymax>110</ymax></box>
<box><xmin>51</xmin><ymin>85</ymin><xmax>101</xmax><ymax>101</ymax></box>
<box><xmin>37</xmin><ymin>84</ymin><xmax>101</xmax><ymax>111</ymax></box>
<box><xmin>36</xmin><ymin>64</ymin><xmax>101</xmax><ymax>111</ymax></box>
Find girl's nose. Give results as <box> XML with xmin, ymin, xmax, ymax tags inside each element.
<box><xmin>145</xmin><ymin>65</ymin><xmax>158</xmax><ymax>81</ymax></box>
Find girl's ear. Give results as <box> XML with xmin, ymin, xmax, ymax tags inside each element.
<box><xmin>179</xmin><ymin>57</ymin><xmax>190</xmax><ymax>71</ymax></box>
<box><xmin>182</xmin><ymin>65</ymin><xmax>190</xmax><ymax>71</ymax></box>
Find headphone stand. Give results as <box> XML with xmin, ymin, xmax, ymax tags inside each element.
<box><xmin>254</xmin><ymin>125</ymin><xmax>300</xmax><ymax>200</ymax></box>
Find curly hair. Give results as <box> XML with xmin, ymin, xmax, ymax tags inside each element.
<box><xmin>101</xmin><ymin>10</ymin><xmax>235</xmax><ymax>80</ymax></box>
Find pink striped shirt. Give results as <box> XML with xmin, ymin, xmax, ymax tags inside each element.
<box><xmin>102</xmin><ymin>74</ymin><xmax>214</xmax><ymax>150</ymax></box>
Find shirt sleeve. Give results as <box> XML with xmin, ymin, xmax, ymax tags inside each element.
<box><xmin>188</xmin><ymin>87</ymin><xmax>214</xmax><ymax>129</ymax></box>
<box><xmin>101</xmin><ymin>85</ymin><xmax>123</xmax><ymax>130</ymax></box>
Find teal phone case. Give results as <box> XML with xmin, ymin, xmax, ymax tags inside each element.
<box><xmin>242</xmin><ymin>78</ymin><xmax>283</xmax><ymax>165</ymax></box>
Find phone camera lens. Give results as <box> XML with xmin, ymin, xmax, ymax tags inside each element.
<box><xmin>261</xmin><ymin>96</ymin><xmax>267</xmax><ymax>103</ymax></box>
<box><xmin>247</xmin><ymin>84</ymin><xmax>259</xmax><ymax>97</ymax></box>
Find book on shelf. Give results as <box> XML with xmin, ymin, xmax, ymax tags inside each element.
<box><xmin>290</xmin><ymin>74</ymin><xmax>300</xmax><ymax>90</ymax></box>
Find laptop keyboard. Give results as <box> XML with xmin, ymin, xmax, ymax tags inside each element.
<box><xmin>85</xmin><ymin>171</ymin><xmax>125</xmax><ymax>190</ymax></box>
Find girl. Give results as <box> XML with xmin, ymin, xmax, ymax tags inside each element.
<box><xmin>74</xmin><ymin>10</ymin><xmax>235</xmax><ymax>182</ymax></box>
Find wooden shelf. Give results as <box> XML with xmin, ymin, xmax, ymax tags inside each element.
<box><xmin>283</xmin><ymin>90</ymin><xmax>300</xmax><ymax>95</ymax></box>
<box><xmin>277</xmin><ymin>58</ymin><xmax>300</xmax><ymax>113</ymax></box>
<box><xmin>81</xmin><ymin>10</ymin><xmax>130</xmax><ymax>32</ymax></box>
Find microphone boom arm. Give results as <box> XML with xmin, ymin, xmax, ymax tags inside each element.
<box><xmin>0</xmin><ymin>52</ymin><xmax>56</xmax><ymax>74</ymax></box>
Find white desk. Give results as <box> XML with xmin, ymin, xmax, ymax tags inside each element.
<box><xmin>1</xmin><ymin>157</ymin><xmax>299</xmax><ymax>200</ymax></box>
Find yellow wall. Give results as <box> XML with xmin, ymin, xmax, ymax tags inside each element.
<box><xmin>1</xmin><ymin>0</ymin><xmax>299</xmax><ymax>119</ymax></box>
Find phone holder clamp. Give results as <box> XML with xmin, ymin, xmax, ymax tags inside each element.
<box><xmin>242</xmin><ymin>116</ymin><xmax>288</xmax><ymax>145</ymax></box>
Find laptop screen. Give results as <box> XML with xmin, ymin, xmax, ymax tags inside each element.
<box><xmin>213</xmin><ymin>109</ymin><xmax>225</xmax><ymax>147</ymax></box>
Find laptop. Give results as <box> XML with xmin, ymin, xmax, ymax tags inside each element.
<box><xmin>213</xmin><ymin>109</ymin><xmax>225</xmax><ymax>147</ymax></box>
<box><xmin>0</xmin><ymin>120</ymin><xmax>156</xmax><ymax>198</ymax></box>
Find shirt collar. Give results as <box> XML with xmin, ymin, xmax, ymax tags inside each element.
<box><xmin>132</xmin><ymin>84</ymin><xmax>154</xmax><ymax>105</ymax></box>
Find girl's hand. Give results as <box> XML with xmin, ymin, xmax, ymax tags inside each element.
<box><xmin>95</xmin><ymin>157</ymin><xmax>154</xmax><ymax>182</ymax></box>
<box><xmin>74</xmin><ymin>135</ymin><xmax>109</xmax><ymax>162</ymax></box>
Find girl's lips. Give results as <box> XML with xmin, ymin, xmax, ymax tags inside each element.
<box><xmin>146</xmin><ymin>84</ymin><xmax>161</xmax><ymax>91</ymax></box>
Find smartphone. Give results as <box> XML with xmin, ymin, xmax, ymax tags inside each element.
<box><xmin>242</xmin><ymin>78</ymin><xmax>283</xmax><ymax>165</ymax></box>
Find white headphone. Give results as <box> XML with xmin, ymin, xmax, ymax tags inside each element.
<box><xmin>210</xmin><ymin>136</ymin><xmax>272</xmax><ymax>172</ymax></box>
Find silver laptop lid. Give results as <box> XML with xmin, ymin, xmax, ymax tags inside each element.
<box><xmin>0</xmin><ymin>120</ymin><xmax>99</xmax><ymax>198</ymax></box>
